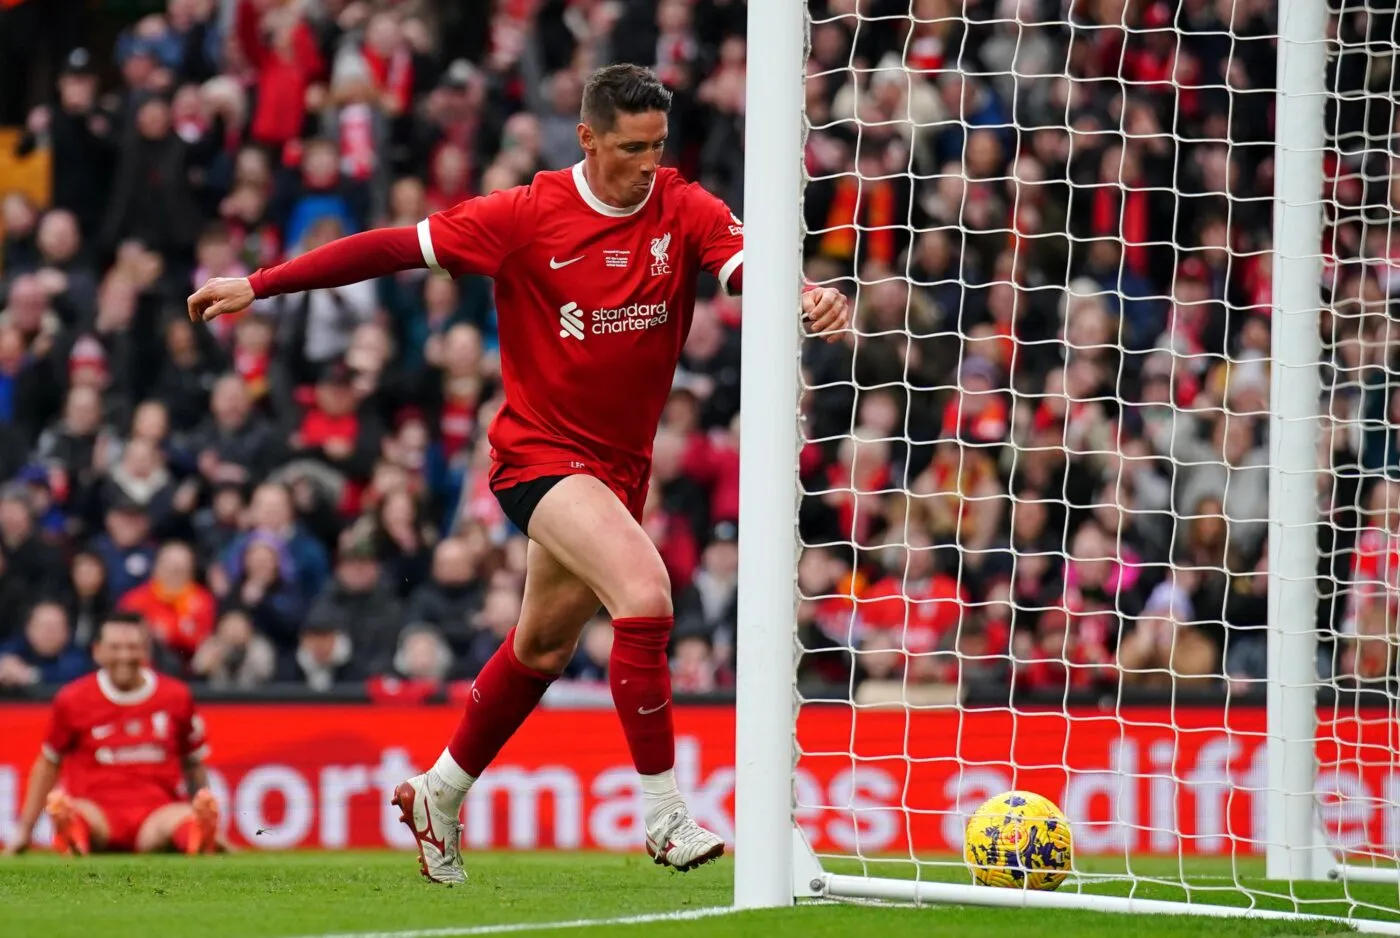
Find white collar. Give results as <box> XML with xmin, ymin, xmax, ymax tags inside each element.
<box><xmin>572</xmin><ymin>161</ymin><xmax>653</xmax><ymax>217</ymax></box>
<box><xmin>98</xmin><ymin>667</ymin><xmax>158</xmax><ymax>705</ymax></box>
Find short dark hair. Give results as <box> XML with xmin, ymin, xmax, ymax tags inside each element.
<box><xmin>581</xmin><ymin>64</ymin><xmax>672</xmax><ymax>132</ymax></box>
<box><xmin>99</xmin><ymin>611</ymin><xmax>149</xmax><ymax>641</ymax></box>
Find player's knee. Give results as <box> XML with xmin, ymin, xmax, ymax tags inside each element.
<box><xmin>609</xmin><ymin>573</ymin><xmax>672</xmax><ymax>620</ymax></box>
<box><xmin>513</xmin><ymin>630</ymin><xmax>574</xmax><ymax>676</ymax></box>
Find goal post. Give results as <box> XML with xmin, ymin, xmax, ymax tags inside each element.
<box><xmin>733</xmin><ymin>0</ymin><xmax>805</xmax><ymax>912</ymax></box>
<box><xmin>1265</xmin><ymin>0</ymin><xmax>1327</xmax><ymax>887</ymax></box>
<box><xmin>733</xmin><ymin>0</ymin><xmax>1400</xmax><ymax>930</ymax></box>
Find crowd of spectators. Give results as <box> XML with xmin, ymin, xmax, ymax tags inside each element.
<box><xmin>791</xmin><ymin>0</ymin><xmax>1400</xmax><ymax>701</ymax></box>
<box><xmin>0</xmin><ymin>0</ymin><xmax>1397</xmax><ymax>702</ymax></box>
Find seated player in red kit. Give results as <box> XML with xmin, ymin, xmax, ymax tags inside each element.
<box><xmin>189</xmin><ymin>63</ymin><xmax>849</xmax><ymax>884</ymax></box>
<box><xmin>4</xmin><ymin>613</ymin><xmax>220</xmax><ymax>856</ymax></box>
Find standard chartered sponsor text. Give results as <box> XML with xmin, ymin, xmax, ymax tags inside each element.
<box><xmin>589</xmin><ymin>301</ymin><xmax>668</xmax><ymax>334</ymax></box>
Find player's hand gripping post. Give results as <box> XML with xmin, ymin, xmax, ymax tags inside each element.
<box><xmin>802</xmin><ymin>286</ymin><xmax>849</xmax><ymax>343</ymax></box>
<box><xmin>188</xmin><ymin>277</ymin><xmax>256</xmax><ymax>323</ymax></box>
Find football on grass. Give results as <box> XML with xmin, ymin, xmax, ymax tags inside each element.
<box><xmin>964</xmin><ymin>790</ymin><xmax>1073</xmax><ymax>891</ymax></box>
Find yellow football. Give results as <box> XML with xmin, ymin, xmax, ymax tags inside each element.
<box><xmin>964</xmin><ymin>790</ymin><xmax>1073</xmax><ymax>890</ymax></box>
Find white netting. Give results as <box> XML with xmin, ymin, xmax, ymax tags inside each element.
<box><xmin>791</xmin><ymin>0</ymin><xmax>1400</xmax><ymax>925</ymax></box>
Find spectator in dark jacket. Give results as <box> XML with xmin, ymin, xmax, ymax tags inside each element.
<box><xmin>223</xmin><ymin>532</ymin><xmax>307</xmax><ymax>651</ymax></box>
<box><xmin>62</xmin><ymin>550</ymin><xmax>110</xmax><ymax>649</ymax></box>
<box><xmin>276</xmin><ymin>617</ymin><xmax>365</xmax><ymax>691</ymax></box>
<box><xmin>300</xmin><ymin>522</ymin><xmax>402</xmax><ymax>672</ymax></box>
<box><xmin>17</xmin><ymin>209</ymin><xmax>101</xmax><ymax>321</ymax></box>
<box><xmin>99</xmin><ymin>95</ymin><xmax>202</xmax><ymax>259</ymax></box>
<box><xmin>88</xmin><ymin>496</ymin><xmax>158</xmax><ymax>602</ymax></box>
<box><xmin>676</xmin><ymin>302</ymin><xmax>743</xmax><ymax>430</ymax></box>
<box><xmin>0</xmin><ymin>601</ymin><xmax>91</xmax><ymax>689</ymax></box>
<box><xmin>193</xmin><ymin>482</ymin><xmax>246</xmax><ymax>569</ymax></box>
<box><xmin>674</xmin><ymin>522</ymin><xmax>739</xmax><ymax>664</ymax></box>
<box><xmin>194</xmin><ymin>374</ymin><xmax>276</xmax><ymax>490</ymax></box>
<box><xmin>16</xmin><ymin>49</ymin><xmax>117</xmax><ymax>238</ymax></box>
<box><xmin>149</xmin><ymin>318</ymin><xmax>219</xmax><ymax>435</ymax></box>
<box><xmin>34</xmin><ymin>384</ymin><xmax>117</xmax><ymax>520</ymax></box>
<box><xmin>0</xmin><ymin>549</ymin><xmax>34</xmax><ymax>644</ymax></box>
<box><xmin>373</xmin><ymin>488</ymin><xmax>435</xmax><ymax>597</ymax></box>
<box><xmin>404</xmin><ymin>537</ymin><xmax>485</xmax><ymax>655</ymax></box>
<box><xmin>0</xmin><ymin>486</ymin><xmax>64</xmax><ymax>597</ymax></box>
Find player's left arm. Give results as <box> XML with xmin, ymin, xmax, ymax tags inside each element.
<box><xmin>184</xmin><ymin>758</ymin><xmax>210</xmax><ymax>795</ymax></box>
<box><xmin>175</xmin><ymin>690</ymin><xmax>212</xmax><ymax>797</ymax></box>
<box><xmin>689</xmin><ymin>186</ymin><xmax>848</xmax><ymax>342</ymax></box>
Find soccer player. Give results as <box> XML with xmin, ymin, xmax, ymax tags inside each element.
<box><xmin>4</xmin><ymin>613</ymin><xmax>220</xmax><ymax>856</ymax></box>
<box><xmin>188</xmin><ymin>63</ymin><xmax>849</xmax><ymax>884</ymax></box>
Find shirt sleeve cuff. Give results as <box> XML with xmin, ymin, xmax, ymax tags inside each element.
<box><xmin>41</xmin><ymin>744</ymin><xmax>61</xmax><ymax>764</ymax></box>
<box><xmin>717</xmin><ymin>250</ymin><xmax>743</xmax><ymax>295</ymax></box>
<box><xmin>417</xmin><ymin>218</ymin><xmax>446</xmax><ymax>275</ymax></box>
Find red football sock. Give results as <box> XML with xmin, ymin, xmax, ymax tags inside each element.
<box><xmin>609</xmin><ymin>616</ymin><xmax>676</xmax><ymax>776</ymax></box>
<box><xmin>170</xmin><ymin>816</ymin><xmax>197</xmax><ymax>854</ymax></box>
<box><xmin>447</xmin><ymin>628</ymin><xmax>555</xmax><ymax>777</ymax></box>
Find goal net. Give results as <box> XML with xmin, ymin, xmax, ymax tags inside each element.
<box><xmin>734</xmin><ymin>0</ymin><xmax>1400</xmax><ymax>931</ymax></box>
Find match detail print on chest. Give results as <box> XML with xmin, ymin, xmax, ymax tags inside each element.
<box><xmin>544</xmin><ymin>223</ymin><xmax>676</xmax><ymax>295</ymax></box>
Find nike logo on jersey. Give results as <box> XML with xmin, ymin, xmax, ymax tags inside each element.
<box><xmin>638</xmin><ymin>700</ymin><xmax>670</xmax><ymax>715</ymax></box>
<box><xmin>550</xmin><ymin>255</ymin><xmax>585</xmax><ymax>269</ymax></box>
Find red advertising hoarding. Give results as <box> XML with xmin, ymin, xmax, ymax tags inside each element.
<box><xmin>1</xmin><ymin>703</ymin><xmax>1395</xmax><ymax>855</ymax></box>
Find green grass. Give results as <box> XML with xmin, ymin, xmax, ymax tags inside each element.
<box><xmin>1</xmin><ymin>851</ymin><xmax>1398</xmax><ymax>938</ymax></box>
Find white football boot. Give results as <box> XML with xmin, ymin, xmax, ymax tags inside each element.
<box><xmin>645</xmin><ymin>805</ymin><xmax>725</xmax><ymax>871</ymax></box>
<box><xmin>392</xmin><ymin>775</ymin><xmax>466</xmax><ymax>885</ymax></box>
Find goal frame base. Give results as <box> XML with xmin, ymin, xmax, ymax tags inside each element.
<box><xmin>790</xmin><ymin>829</ymin><xmax>1400</xmax><ymax>936</ymax></box>
<box><xmin>1331</xmin><ymin>864</ymin><xmax>1400</xmax><ymax>885</ymax></box>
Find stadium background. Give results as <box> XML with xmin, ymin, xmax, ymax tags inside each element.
<box><xmin>0</xmin><ymin>0</ymin><xmax>1397</xmax><ymax>855</ymax></box>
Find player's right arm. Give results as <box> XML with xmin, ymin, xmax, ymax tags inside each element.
<box><xmin>188</xmin><ymin>187</ymin><xmax>526</xmax><ymax>324</ymax></box>
<box><xmin>5</xmin><ymin>756</ymin><xmax>61</xmax><ymax>855</ymax></box>
<box><xmin>5</xmin><ymin>694</ymin><xmax>74</xmax><ymax>854</ymax></box>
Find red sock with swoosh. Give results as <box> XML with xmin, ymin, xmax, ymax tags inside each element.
<box><xmin>447</xmin><ymin>628</ymin><xmax>555</xmax><ymax>778</ymax></box>
<box><xmin>609</xmin><ymin>616</ymin><xmax>675</xmax><ymax>776</ymax></box>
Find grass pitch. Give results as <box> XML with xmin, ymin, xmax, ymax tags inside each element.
<box><xmin>2</xmin><ymin>851</ymin><xmax>1399</xmax><ymax>938</ymax></box>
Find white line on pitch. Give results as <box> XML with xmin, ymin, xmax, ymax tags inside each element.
<box><xmin>282</xmin><ymin>906</ymin><xmax>738</xmax><ymax>938</ymax></box>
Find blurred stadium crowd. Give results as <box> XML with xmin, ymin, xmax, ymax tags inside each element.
<box><xmin>0</xmin><ymin>0</ymin><xmax>1397</xmax><ymax>701</ymax></box>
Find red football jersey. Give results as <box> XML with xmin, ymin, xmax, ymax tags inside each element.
<box><xmin>42</xmin><ymin>669</ymin><xmax>208</xmax><ymax>809</ymax></box>
<box><xmin>417</xmin><ymin>163</ymin><xmax>744</xmax><ymax>492</ymax></box>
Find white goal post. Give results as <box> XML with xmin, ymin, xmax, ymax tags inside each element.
<box><xmin>735</xmin><ymin>0</ymin><xmax>1400</xmax><ymax>930</ymax></box>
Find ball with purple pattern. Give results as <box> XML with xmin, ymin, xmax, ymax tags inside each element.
<box><xmin>964</xmin><ymin>790</ymin><xmax>1073</xmax><ymax>890</ymax></box>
